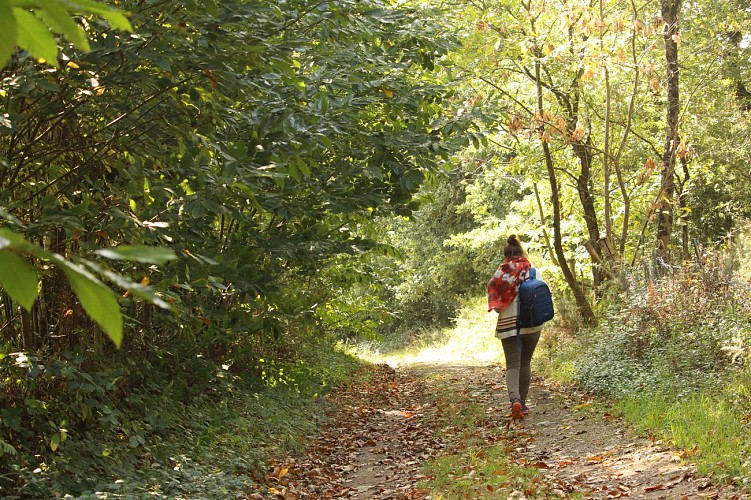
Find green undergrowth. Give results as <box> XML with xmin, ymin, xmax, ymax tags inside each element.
<box><xmin>614</xmin><ymin>376</ymin><xmax>750</xmax><ymax>481</ymax></box>
<box><xmin>541</xmin><ymin>262</ymin><xmax>751</xmax><ymax>487</ymax></box>
<box><xmin>0</xmin><ymin>340</ymin><xmax>358</xmax><ymax>498</ymax></box>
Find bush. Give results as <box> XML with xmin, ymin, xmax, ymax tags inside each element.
<box><xmin>571</xmin><ymin>256</ymin><xmax>751</xmax><ymax>399</ymax></box>
<box><xmin>543</xmin><ymin>248</ymin><xmax>751</xmax><ymax>485</ymax></box>
<box><xmin>0</xmin><ymin>334</ymin><xmax>357</xmax><ymax>497</ymax></box>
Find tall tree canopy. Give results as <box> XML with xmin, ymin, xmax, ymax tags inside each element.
<box><xmin>0</xmin><ymin>0</ymin><xmax>475</xmax><ymax>352</ymax></box>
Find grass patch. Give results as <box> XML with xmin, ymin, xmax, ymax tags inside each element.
<box><xmin>614</xmin><ymin>375</ymin><xmax>751</xmax><ymax>482</ymax></box>
<box><xmin>424</xmin><ymin>446</ymin><xmax>543</xmax><ymax>499</ymax></box>
<box><xmin>418</xmin><ymin>369</ymin><xmax>547</xmax><ymax>498</ymax></box>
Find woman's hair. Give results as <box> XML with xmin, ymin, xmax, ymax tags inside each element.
<box><xmin>503</xmin><ymin>235</ymin><xmax>525</xmax><ymax>258</ymax></box>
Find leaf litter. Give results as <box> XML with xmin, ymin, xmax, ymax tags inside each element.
<box><xmin>251</xmin><ymin>363</ymin><xmax>745</xmax><ymax>499</ymax></box>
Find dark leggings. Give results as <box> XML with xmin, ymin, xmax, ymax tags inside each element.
<box><xmin>501</xmin><ymin>332</ymin><xmax>540</xmax><ymax>404</ymax></box>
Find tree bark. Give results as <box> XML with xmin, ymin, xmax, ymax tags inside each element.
<box><xmin>657</xmin><ymin>0</ymin><xmax>682</xmax><ymax>257</ymax></box>
<box><xmin>571</xmin><ymin>138</ymin><xmax>604</xmax><ymax>288</ymax></box>
<box><xmin>533</xmin><ymin>183</ymin><xmax>559</xmax><ymax>267</ymax></box>
<box><xmin>600</xmin><ymin>0</ymin><xmax>612</xmax><ymax>246</ymax></box>
<box><xmin>678</xmin><ymin>155</ymin><xmax>690</xmax><ymax>259</ymax></box>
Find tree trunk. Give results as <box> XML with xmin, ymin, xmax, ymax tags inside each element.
<box><xmin>678</xmin><ymin>155</ymin><xmax>690</xmax><ymax>259</ymax></box>
<box><xmin>657</xmin><ymin>0</ymin><xmax>682</xmax><ymax>257</ymax></box>
<box><xmin>535</xmin><ymin>61</ymin><xmax>596</xmax><ymax>326</ymax></box>
<box><xmin>572</xmin><ymin>138</ymin><xmax>604</xmax><ymax>288</ymax></box>
<box><xmin>600</xmin><ymin>0</ymin><xmax>612</xmax><ymax>246</ymax></box>
<box><xmin>1</xmin><ymin>291</ymin><xmax>14</xmax><ymax>342</ymax></box>
<box><xmin>21</xmin><ymin>307</ymin><xmax>34</xmax><ymax>350</ymax></box>
<box><xmin>533</xmin><ymin>183</ymin><xmax>559</xmax><ymax>267</ymax></box>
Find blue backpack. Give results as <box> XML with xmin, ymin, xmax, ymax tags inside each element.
<box><xmin>518</xmin><ymin>268</ymin><xmax>555</xmax><ymax>328</ymax></box>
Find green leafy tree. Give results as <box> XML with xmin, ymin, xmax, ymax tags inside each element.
<box><xmin>0</xmin><ymin>0</ymin><xmax>469</xmax><ymax>353</ymax></box>
<box><xmin>0</xmin><ymin>0</ymin><xmax>167</xmax><ymax>347</ymax></box>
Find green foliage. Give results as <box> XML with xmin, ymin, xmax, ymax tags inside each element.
<box><xmin>0</xmin><ymin>248</ymin><xmax>37</xmax><ymax>311</ymax></box>
<box><xmin>572</xmin><ymin>260</ymin><xmax>750</xmax><ymax>398</ymax></box>
<box><xmin>95</xmin><ymin>246</ymin><xmax>177</xmax><ymax>265</ymax></box>
<box><xmin>0</xmin><ymin>0</ymin><xmax>132</xmax><ymax>67</ymax></box>
<box><xmin>0</xmin><ymin>0</ymin><xmax>472</xmax><ymax>493</ymax></box>
<box><xmin>0</xmin><ymin>227</ymin><xmax>173</xmax><ymax>346</ymax></box>
<box><xmin>368</xmin><ymin>169</ymin><xmax>496</xmax><ymax>345</ymax></box>
<box><xmin>0</xmin><ymin>339</ymin><xmax>357</xmax><ymax>497</ymax></box>
<box><xmin>544</xmin><ymin>241</ymin><xmax>751</xmax><ymax>485</ymax></box>
<box><xmin>0</xmin><ymin>0</ymin><xmax>468</xmax><ymax>349</ymax></box>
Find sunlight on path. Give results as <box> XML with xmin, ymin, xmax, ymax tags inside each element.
<box><xmin>364</xmin><ymin>299</ymin><xmax>505</xmax><ymax>367</ymax></box>
<box><xmin>379</xmin><ymin>343</ymin><xmax>502</xmax><ymax>366</ymax></box>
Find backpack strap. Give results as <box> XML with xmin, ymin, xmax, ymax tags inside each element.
<box><xmin>516</xmin><ymin>267</ymin><xmax>536</xmax><ymax>352</ymax></box>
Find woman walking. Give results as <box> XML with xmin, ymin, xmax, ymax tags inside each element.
<box><xmin>487</xmin><ymin>235</ymin><xmax>543</xmax><ymax>421</ymax></box>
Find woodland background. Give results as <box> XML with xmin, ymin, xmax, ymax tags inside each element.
<box><xmin>1</xmin><ymin>0</ymin><xmax>751</xmax><ymax>496</ymax></box>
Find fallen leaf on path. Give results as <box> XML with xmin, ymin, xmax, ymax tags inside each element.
<box><xmin>644</xmin><ymin>483</ymin><xmax>665</xmax><ymax>492</ymax></box>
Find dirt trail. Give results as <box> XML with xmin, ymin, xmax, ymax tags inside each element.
<box><xmin>259</xmin><ymin>362</ymin><xmax>743</xmax><ymax>499</ymax></box>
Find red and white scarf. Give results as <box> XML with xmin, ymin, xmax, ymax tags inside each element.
<box><xmin>487</xmin><ymin>256</ymin><xmax>531</xmax><ymax>312</ymax></box>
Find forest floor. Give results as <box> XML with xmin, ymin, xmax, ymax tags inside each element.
<box><xmin>254</xmin><ymin>361</ymin><xmax>745</xmax><ymax>499</ymax></box>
